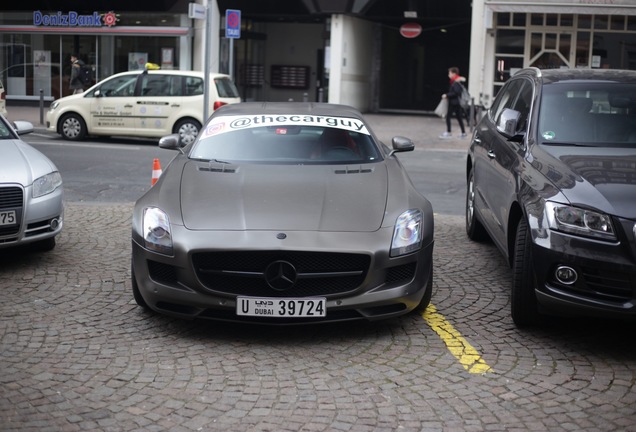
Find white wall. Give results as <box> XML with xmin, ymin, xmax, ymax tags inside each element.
<box><xmin>328</xmin><ymin>14</ymin><xmax>374</xmax><ymax>112</ymax></box>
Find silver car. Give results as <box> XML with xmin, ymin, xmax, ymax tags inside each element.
<box><xmin>131</xmin><ymin>102</ymin><xmax>434</xmax><ymax>323</ymax></box>
<box><xmin>0</xmin><ymin>116</ymin><xmax>63</xmax><ymax>251</ymax></box>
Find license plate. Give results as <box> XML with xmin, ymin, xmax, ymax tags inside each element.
<box><xmin>237</xmin><ymin>297</ymin><xmax>326</xmax><ymax>318</ymax></box>
<box><xmin>0</xmin><ymin>210</ymin><xmax>16</xmax><ymax>226</ymax></box>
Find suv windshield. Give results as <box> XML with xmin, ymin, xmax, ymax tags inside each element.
<box><xmin>538</xmin><ymin>82</ymin><xmax>636</xmax><ymax>147</ymax></box>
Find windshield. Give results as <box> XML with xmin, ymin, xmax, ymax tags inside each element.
<box><xmin>538</xmin><ymin>82</ymin><xmax>636</xmax><ymax>147</ymax></box>
<box><xmin>190</xmin><ymin>114</ymin><xmax>382</xmax><ymax>164</ymax></box>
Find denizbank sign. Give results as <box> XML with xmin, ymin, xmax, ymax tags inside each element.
<box><xmin>33</xmin><ymin>11</ymin><xmax>119</xmax><ymax>27</ymax></box>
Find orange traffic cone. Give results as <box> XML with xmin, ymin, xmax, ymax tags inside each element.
<box><xmin>151</xmin><ymin>158</ymin><xmax>162</xmax><ymax>186</ymax></box>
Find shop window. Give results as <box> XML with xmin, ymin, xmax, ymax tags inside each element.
<box><xmin>512</xmin><ymin>14</ymin><xmax>526</xmax><ymax>27</ymax></box>
<box><xmin>594</xmin><ymin>15</ymin><xmax>609</xmax><ymax>30</ymax></box>
<box><xmin>496</xmin><ymin>29</ymin><xmax>525</xmax><ymax>55</ymax></box>
<box><xmin>560</xmin><ymin>15</ymin><xmax>574</xmax><ymax>27</ymax></box>
<box><xmin>546</xmin><ymin>14</ymin><xmax>558</xmax><ymax>26</ymax></box>
<box><xmin>629</xmin><ymin>16</ymin><xmax>636</xmax><ymax>32</ymax></box>
<box><xmin>531</xmin><ymin>14</ymin><xmax>543</xmax><ymax>26</ymax></box>
<box><xmin>611</xmin><ymin>16</ymin><xmax>626</xmax><ymax>31</ymax></box>
<box><xmin>576</xmin><ymin>32</ymin><xmax>591</xmax><ymax>68</ymax></box>
<box><xmin>579</xmin><ymin>15</ymin><xmax>592</xmax><ymax>29</ymax></box>
<box><xmin>496</xmin><ymin>13</ymin><xmax>510</xmax><ymax>27</ymax></box>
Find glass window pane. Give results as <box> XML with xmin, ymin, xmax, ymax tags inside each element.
<box><xmin>560</xmin><ymin>14</ymin><xmax>574</xmax><ymax>27</ymax></box>
<box><xmin>579</xmin><ymin>15</ymin><xmax>592</xmax><ymax>29</ymax></box>
<box><xmin>496</xmin><ymin>13</ymin><xmax>510</xmax><ymax>27</ymax></box>
<box><xmin>496</xmin><ymin>29</ymin><xmax>526</xmax><ymax>55</ymax></box>
<box><xmin>559</xmin><ymin>34</ymin><xmax>571</xmax><ymax>62</ymax></box>
<box><xmin>545</xmin><ymin>33</ymin><xmax>557</xmax><ymax>50</ymax></box>
<box><xmin>513</xmin><ymin>13</ymin><xmax>526</xmax><ymax>27</ymax></box>
<box><xmin>531</xmin><ymin>14</ymin><xmax>543</xmax><ymax>26</ymax></box>
<box><xmin>629</xmin><ymin>16</ymin><xmax>636</xmax><ymax>31</ymax></box>
<box><xmin>576</xmin><ymin>32</ymin><xmax>590</xmax><ymax>68</ymax></box>
<box><xmin>611</xmin><ymin>16</ymin><xmax>625</xmax><ymax>31</ymax></box>
<box><xmin>594</xmin><ymin>15</ymin><xmax>609</xmax><ymax>30</ymax></box>
<box><xmin>531</xmin><ymin>33</ymin><xmax>543</xmax><ymax>58</ymax></box>
<box><xmin>546</xmin><ymin>14</ymin><xmax>558</xmax><ymax>26</ymax></box>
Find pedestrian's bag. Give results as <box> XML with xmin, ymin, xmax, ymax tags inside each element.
<box><xmin>434</xmin><ymin>98</ymin><xmax>448</xmax><ymax>118</ymax></box>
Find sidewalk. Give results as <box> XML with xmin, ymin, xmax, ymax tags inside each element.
<box><xmin>6</xmin><ymin>103</ymin><xmax>472</xmax><ymax>150</ymax></box>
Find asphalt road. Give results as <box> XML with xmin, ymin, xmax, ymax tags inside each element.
<box><xmin>2</xmin><ymin>110</ymin><xmax>636</xmax><ymax>431</ymax></box>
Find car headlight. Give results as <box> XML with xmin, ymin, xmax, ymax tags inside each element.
<box><xmin>32</xmin><ymin>171</ymin><xmax>62</xmax><ymax>198</ymax></box>
<box><xmin>143</xmin><ymin>207</ymin><xmax>173</xmax><ymax>255</ymax></box>
<box><xmin>391</xmin><ymin>209</ymin><xmax>423</xmax><ymax>257</ymax></box>
<box><xmin>545</xmin><ymin>201</ymin><xmax>616</xmax><ymax>241</ymax></box>
<box><xmin>49</xmin><ymin>101</ymin><xmax>59</xmax><ymax>111</ymax></box>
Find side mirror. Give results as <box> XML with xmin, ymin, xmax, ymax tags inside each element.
<box><xmin>390</xmin><ymin>136</ymin><xmax>415</xmax><ymax>155</ymax></box>
<box><xmin>13</xmin><ymin>121</ymin><xmax>34</xmax><ymax>136</ymax></box>
<box><xmin>497</xmin><ymin>108</ymin><xmax>521</xmax><ymax>138</ymax></box>
<box><xmin>158</xmin><ymin>133</ymin><xmax>184</xmax><ymax>150</ymax></box>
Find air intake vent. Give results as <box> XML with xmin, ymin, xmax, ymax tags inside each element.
<box><xmin>334</xmin><ymin>166</ymin><xmax>373</xmax><ymax>174</ymax></box>
<box><xmin>198</xmin><ymin>162</ymin><xmax>238</xmax><ymax>173</ymax></box>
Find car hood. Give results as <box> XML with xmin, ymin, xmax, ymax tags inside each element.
<box><xmin>180</xmin><ymin>161</ymin><xmax>388</xmax><ymax>231</ymax></box>
<box><xmin>0</xmin><ymin>139</ymin><xmax>56</xmax><ymax>186</ymax></box>
<box><xmin>537</xmin><ymin>145</ymin><xmax>636</xmax><ymax>218</ymax></box>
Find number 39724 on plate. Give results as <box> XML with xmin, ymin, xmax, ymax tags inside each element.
<box><xmin>237</xmin><ymin>297</ymin><xmax>326</xmax><ymax>318</ymax></box>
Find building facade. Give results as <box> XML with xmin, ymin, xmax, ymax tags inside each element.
<box><xmin>470</xmin><ymin>0</ymin><xmax>636</xmax><ymax>109</ymax></box>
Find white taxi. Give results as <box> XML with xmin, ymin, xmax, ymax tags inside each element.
<box><xmin>46</xmin><ymin>69</ymin><xmax>240</xmax><ymax>145</ymax></box>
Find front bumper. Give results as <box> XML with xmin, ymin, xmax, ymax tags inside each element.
<box><xmin>531</xmin><ymin>219</ymin><xmax>636</xmax><ymax>318</ymax></box>
<box><xmin>131</xmin><ymin>225</ymin><xmax>434</xmax><ymax>323</ymax></box>
<box><xmin>0</xmin><ymin>184</ymin><xmax>64</xmax><ymax>249</ymax></box>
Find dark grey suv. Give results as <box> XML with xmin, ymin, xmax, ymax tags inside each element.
<box><xmin>466</xmin><ymin>68</ymin><xmax>636</xmax><ymax>326</ymax></box>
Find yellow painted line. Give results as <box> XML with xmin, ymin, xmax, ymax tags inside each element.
<box><xmin>422</xmin><ymin>304</ymin><xmax>493</xmax><ymax>374</ymax></box>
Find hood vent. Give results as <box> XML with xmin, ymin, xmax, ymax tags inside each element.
<box><xmin>334</xmin><ymin>166</ymin><xmax>373</xmax><ymax>175</ymax></box>
<box><xmin>198</xmin><ymin>162</ymin><xmax>238</xmax><ymax>173</ymax></box>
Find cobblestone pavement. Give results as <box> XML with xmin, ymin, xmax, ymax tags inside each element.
<box><xmin>2</xmin><ymin>203</ymin><xmax>636</xmax><ymax>431</ymax></box>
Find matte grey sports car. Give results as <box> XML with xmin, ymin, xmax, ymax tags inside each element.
<box><xmin>131</xmin><ymin>102</ymin><xmax>434</xmax><ymax>323</ymax></box>
<box><xmin>0</xmin><ymin>117</ymin><xmax>63</xmax><ymax>251</ymax></box>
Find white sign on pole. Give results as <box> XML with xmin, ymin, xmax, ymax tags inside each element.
<box><xmin>188</xmin><ymin>3</ymin><xmax>205</xmax><ymax>20</ymax></box>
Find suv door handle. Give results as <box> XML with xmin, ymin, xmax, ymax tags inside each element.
<box><xmin>124</xmin><ymin>104</ymin><xmax>133</xmax><ymax>108</ymax></box>
<box><xmin>487</xmin><ymin>150</ymin><xmax>496</xmax><ymax>159</ymax></box>
<box><xmin>171</xmin><ymin>104</ymin><xmax>180</xmax><ymax>108</ymax></box>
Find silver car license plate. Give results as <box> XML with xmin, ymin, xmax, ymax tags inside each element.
<box><xmin>237</xmin><ymin>297</ymin><xmax>326</xmax><ymax>318</ymax></box>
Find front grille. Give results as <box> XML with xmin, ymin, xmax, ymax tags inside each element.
<box><xmin>581</xmin><ymin>268</ymin><xmax>633</xmax><ymax>302</ymax></box>
<box><xmin>0</xmin><ymin>187</ymin><xmax>23</xmax><ymax>209</ymax></box>
<box><xmin>0</xmin><ymin>187</ymin><xmax>23</xmax><ymax>239</ymax></box>
<box><xmin>385</xmin><ymin>263</ymin><xmax>416</xmax><ymax>285</ymax></box>
<box><xmin>550</xmin><ymin>266</ymin><xmax>634</xmax><ymax>303</ymax></box>
<box><xmin>192</xmin><ymin>251</ymin><xmax>371</xmax><ymax>297</ymax></box>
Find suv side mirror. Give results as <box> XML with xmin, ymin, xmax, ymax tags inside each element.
<box><xmin>497</xmin><ymin>108</ymin><xmax>521</xmax><ymax>138</ymax></box>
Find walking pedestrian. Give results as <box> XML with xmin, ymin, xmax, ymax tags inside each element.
<box><xmin>69</xmin><ymin>54</ymin><xmax>85</xmax><ymax>95</ymax></box>
<box><xmin>439</xmin><ymin>66</ymin><xmax>467</xmax><ymax>139</ymax></box>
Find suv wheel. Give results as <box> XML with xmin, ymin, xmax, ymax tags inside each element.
<box><xmin>174</xmin><ymin>119</ymin><xmax>201</xmax><ymax>146</ymax></box>
<box><xmin>511</xmin><ymin>218</ymin><xmax>540</xmax><ymax>326</ymax></box>
<box><xmin>466</xmin><ymin>169</ymin><xmax>489</xmax><ymax>241</ymax></box>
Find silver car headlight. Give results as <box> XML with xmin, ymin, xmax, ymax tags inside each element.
<box><xmin>143</xmin><ymin>207</ymin><xmax>173</xmax><ymax>255</ymax></box>
<box><xmin>32</xmin><ymin>171</ymin><xmax>62</xmax><ymax>198</ymax></box>
<box><xmin>391</xmin><ymin>209</ymin><xmax>423</xmax><ymax>257</ymax></box>
<box><xmin>545</xmin><ymin>201</ymin><xmax>616</xmax><ymax>241</ymax></box>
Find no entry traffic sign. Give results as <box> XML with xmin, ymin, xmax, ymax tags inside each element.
<box><xmin>400</xmin><ymin>22</ymin><xmax>422</xmax><ymax>38</ymax></box>
<box><xmin>226</xmin><ymin>9</ymin><xmax>241</xmax><ymax>39</ymax></box>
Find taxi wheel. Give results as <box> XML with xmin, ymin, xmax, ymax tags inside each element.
<box><xmin>174</xmin><ymin>118</ymin><xmax>201</xmax><ymax>146</ymax></box>
<box><xmin>60</xmin><ymin>113</ymin><xmax>87</xmax><ymax>141</ymax></box>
